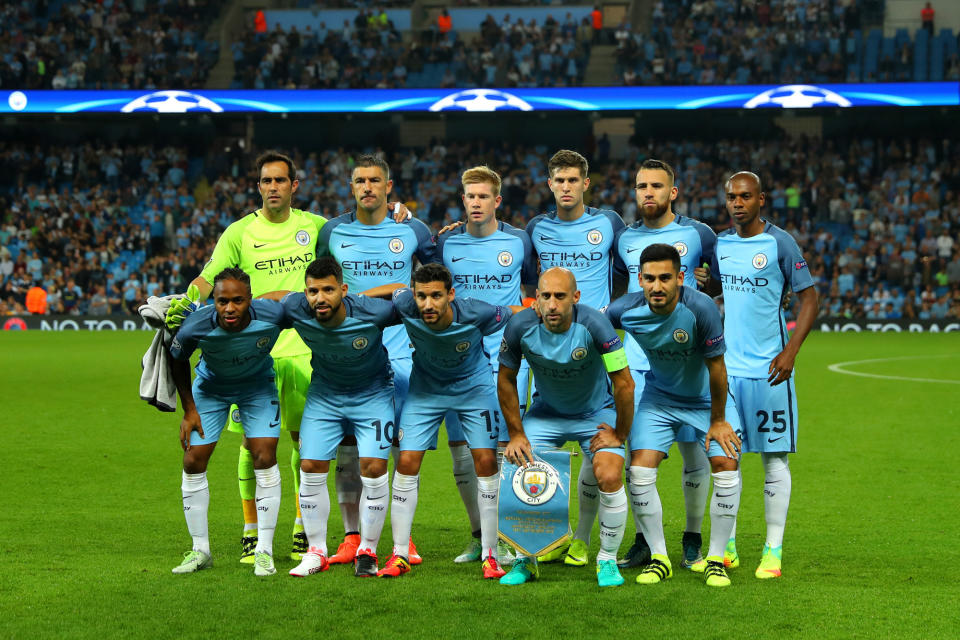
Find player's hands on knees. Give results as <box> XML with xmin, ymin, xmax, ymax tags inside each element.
<box><xmin>180</xmin><ymin>410</ymin><xmax>204</xmax><ymax>451</ymax></box>
<box><xmin>505</xmin><ymin>434</ymin><xmax>533</xmax><ymax>467</ymax></box>
<box><xmin>767</xmin><ymin>349</ymin><xmax>796</xmax><ymax>386</ymax></box>
<box><xmin>705</xmin><ymin>420</ymin><xmax>740</xmax><ymax>460</ymax></box>
<box><xmin>589</xmin><ymin>423</ymin><xmax>622</xmax><ymax>454</ymax></box>
<box><xmin>437</xmin><ymin>220</ymin><xmax>465</xmax><ymax>235</ymax></box>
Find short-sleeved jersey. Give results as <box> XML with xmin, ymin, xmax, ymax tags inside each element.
<box><xmin>318</xmin><ymin>212</ymin><xmax>436</xmax><ymax>359</ymax></box>
<box><xmin>712</xmin><ymin>221</ymin><xmax>814</xmax><ymax>378</ymax></box>
<box><xmin>500</xmin><ymin>305</ymin><xmax>627</xmax><ymax>417</ymax></box>
<box><xmin>392</xmin><ymin>288</ymin><xmax>512</xmax><ymax>395</ymax></box>
<box><xmin>436</xmin><ymin>221</ymin><xmax>537</xmax><ymax>306</ymax></box>
<box><xmin>613</xmin><ymin>214</ymin><xmax>717</xmax><ymax>371</ymax></box>
<box><xmin>527</xmin><ymin>206</ymin><xmax>626</xmax><ymax>309</ymax></box>
<box><xmin>606</xmin><ymin>288</ymin><xmax>725</xmax><ymax>409</ymax></box>
<box><xmin>198</xmin><ymin>208</ymin><xmax>326</xmax><ymax>359</ymax></box>
<box><xmin>279</xmin><ymin>292</ymin><xmax>400</xmax><ymax>392</ymax></box>
<box><xmin>170</xmin><ymin>299</ymin><xmax>290</xmax><ymax>389</ymax></box>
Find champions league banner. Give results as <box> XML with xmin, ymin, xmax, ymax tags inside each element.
<box><xmin>498</xmin><ymin>447</ymin><xmax>572</xmax><ymax>557</ymax></box>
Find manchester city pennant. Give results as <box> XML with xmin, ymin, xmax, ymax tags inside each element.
<box><xmin>498</xmin><ymin>446</ymin><xmax>572</xmax><ymax>557</ymax></box>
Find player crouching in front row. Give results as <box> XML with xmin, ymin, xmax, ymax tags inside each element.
<box><xmin>168</xmin><ymin>269</ymin><xmax>288</xmax><ymax>576</ymax></box>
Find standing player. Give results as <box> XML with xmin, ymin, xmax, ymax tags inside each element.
<box><xmin>380</xmin><ymin>264</ymin><xmax>520</xmax><ymax>580</ymax></box>
<box><xmin>169</xmin><ymin>151</ymin><xmax>325</xmax><ymax>563</ymax></box>
<box><xmin>270</xmin><ymin>258</ymin><xmax>399</xmax><ymax>578</ymax></box>
<box><xmin>614</xmin><ymin>159</ymin><xmax>720</xmax><ymax>571</ymax></box>
<box><xmin>498</xmin><ymin>267</ymin><xmax>635</xmax><ymax>588</ymax></box>
<box><xmin>168</xmin><ymin>269</ymin><xmax>287</xmax><ymax>577</ymax></box>
<box><xmin>713</xmin><ymin>171</ymin><xmax>818</xmax><ymax>579</ymax></box>
<box><xmin>317</xmin><ymin>155</ymin><xmax>435</xmax><ymax>565</ymax></box>
<box><xmin>526</xmin><ymin>149</ymin><xmax>627</xmax><ymax>567</ymax></box>
<box><xmin>436</xmin><ymin>166</ymin><xmax>537</xmax><ymax>563</ymax></box>
<box><xmin>606</xmin><ymin>244</ymin><xmax>743</xmax><ymax>588</ymax></box>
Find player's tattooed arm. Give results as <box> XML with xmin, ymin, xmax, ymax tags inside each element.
<box><xmin>498</xmin><ymin>365</ymin><xmax>532</xmax><ymax>466</ymax></box>
<box><xmin>169</xmin><ymin>358</ymin><xmax>203</xmax><ymax>451</ymax></box>
<box><xmin>768</xmin><ymin>286</ymin><xmax>819</xmax><ymax>385</ymax></box>
<box><xmin>704</xmin><ymin>354</ymin><xmax>740</xmax><ymax>459</ymax></box>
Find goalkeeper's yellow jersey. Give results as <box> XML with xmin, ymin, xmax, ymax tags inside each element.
<box><xmin>200</xmin><ymin>207</ymin><xmax>326</xmax><ymax>358</ymax></box>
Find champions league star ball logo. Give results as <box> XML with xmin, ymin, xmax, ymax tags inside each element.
<box><xmin>498</xmin><ymin>251</ymin><xmax>513</xmax><ymax>267</ymax></box>
<box><xmin>743</xmin><ymin>85</ymin><xmax>852</xmax><ymax>109</ymax></box>
<box><xmin>428</xmin><ymin>89</ymin><xmax>534</xmax><ymax>112</ymax></box>
<box><xmin>511</xmin><ymin>460</ymin><xmax>561</xmax><ymax>505</ymax></box>
<box><xmin>752</xmin><ymin>253</ymin><xmax>768</xmax><ymax>269</ymax></box>
<box><xmin>673</xmin><ymin>241</ymin><xmax>688</xmax><ymax>257</ymax></box>
<box><xmin>120</xmin><ymin>90</ymin><xmax>224</xmax><ymax>113</ymax></box>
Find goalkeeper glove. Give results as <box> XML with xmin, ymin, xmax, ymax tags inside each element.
<box><xmin>165</xmin><ymin>283</ymin><xmax>201</xmax><ymax>330</ymax></box>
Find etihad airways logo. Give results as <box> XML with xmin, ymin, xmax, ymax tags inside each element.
<box><xmin>254</xmin><ymin>253</ymin><xmax>313</xmax><ymax>271</ymax></box>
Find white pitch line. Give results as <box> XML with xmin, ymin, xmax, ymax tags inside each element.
<box><xmin>827</xmin><ymin>355</ymin><xmax>960</xmax><ymax>384</ymax></box>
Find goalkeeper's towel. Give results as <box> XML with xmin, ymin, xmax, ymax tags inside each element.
<box><xmin>138</xmin><ymin>295</ymin><xmax>181</xmax><ymax>412</ymax></box>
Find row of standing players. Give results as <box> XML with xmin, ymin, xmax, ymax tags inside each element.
<box><xmin>163</xmin><ymin>150</ymin><xmax>818</xmax><ymax>588</ymax></box>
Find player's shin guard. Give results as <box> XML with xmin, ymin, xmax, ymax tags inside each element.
<box><xmin>477</xmin><ymin>475</ymin><xmax>499</xmax><ymax>559</ymax></box>
<box><xmin>707</xmin><ymin>470</ymin><xmax>741</xmax><ymax>559</ymax></box>
<box><xmin>677</xmin><ymin>441</ymin><xmax>710</xmax><ymax>535</ymax></box>
<box><xmin>253</xmin><ymin>465</ymin><xmax>282</xmax><ymax>555</ymax></box>
<box><xmin>299</xmin><ymin>471</ymin><xmax>330</xmax><ymax>555</ymax></box>
<box><xmin>597</xmin><ymin>488</ymin><xmax>628</xmax><ymax>562</ymax></box>
<box><xmin>335</xmin><ymin>445</ymin><xmax>361</xmax><ymax>534</ymax></box>
<box><xmin>359</xmin><ymin>474</ymin><xmax>390</xmax><ymax>552</ymax></box>
<box><xmin>291</xmin><ymin>447</ymin><xmax>302</xmax><ymax>526</ymax></box>
<box><xmin>572</xmin><ymin>458</ymin><xmax>599</xmax><ymax>544</ymax></box>
<box><xmin>761</xmin><ymin>453</ymin><xmax>791</xmax><ymax>549</ymax></box>
<box><xmin>629</xmin><ymin>466</ymin><xmax>667</xmax><ymax>556</ymax></box>
<box><xmin>182</xmin><ymin>471</ymin><xmax>210</xmax><ymax>555</ymax></box>
<box><xmin>390</xmin><ymin>473</ymin><xmax>419</xmax><ymax>559</ymax></box>
<box><xmin>451</xmin><ymin>444</ymin><xmax>481</xmax><ymax>533</ymax></box>
<box><xmin>238</xmin><ymin>446</ymin><xmax>257</xmax><ymax>532</ymax></box>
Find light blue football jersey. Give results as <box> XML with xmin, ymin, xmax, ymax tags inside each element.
<box><xmin>170</xmin><ymin>299</ymin><xmax>288</xmax><ymax>389</ymax></box>
<box><xmin>317</xmin><ymin>213</ymin><xmax>436</xmax><ymax>360</ymax></box>
<box><xmin>392</xmin><ymin>288</ymin><xmax>512</xmax><ymax>395</ymax></box>
<box><xmin>711</xmin><ymin>220</ymin><xmax>814</xmax><ymax>378</ymax></box>
<box><xmin>527</xmin><ymin>206</ymin><xmax>626</xmax><ymax>309</ymax></box>
<box><xmin>437</xmin><ymin>221</ymin><xmax>537</xmax><ymax>368</ymax></box>
<box><xmin>280</xmin><ymin>292</ymin><xmax>399</xmax><ymax>392</ymax></box>
<box><xmin>606</xmin><ymin>288</ymin><xmax>725</xmax><ymax>409</ymax></box>
<box><xmin>613</xmin><ymin>214</ymin><xmax>717</xmax><ymax>372</ymax></box>
<box><xmin>500</xmin><ymin>305</ymin><xmax>627</xmax><ymax>417</ymax></box>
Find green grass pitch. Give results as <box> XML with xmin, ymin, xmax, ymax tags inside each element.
<box><xmin>2</xmin><ymin>331</ymin><xmax>958</xmax><ymax>639</ymax></box>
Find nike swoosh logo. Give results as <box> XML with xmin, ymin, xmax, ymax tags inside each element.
<box><xmin>683</xmin><ymin>467</ymin><xmax>703</xmax><ymax>474</ymax></box>
<box><xmin>366</xmin><ymin>494</ymin><xmax>388</xmax><ymax>501</ymax></box>
<box><xmin>255</xmin><ymin>497</ymin><xmax>269</xmax><ymax>502</ymax></box>
<box><xmin>715</xmin><ymin>492</ymin><xmax>736</xmax><ymax>498</ymax></box>
<box><xmin>299</xmin><ymin>493</ymin><xmax>322</xmax><ymax>498</ymax></box>
<box><xmin>767</xmin><ymin>436</ymin><xmax>784</xmax><ymax>443</ymax></box>
<box><xmin>340</xmin><ymin>243</ymin><xmax>355</xmax><ymax>248</ymax></box>
<box><xmin>451</xmin><ymin>256</ymin><xmax>466</xmax><ymax>262</ymax></box>
<box><xmin>627</xmin><ymin>247</ymin><xmax>642</xmax><ymax>253</ymax></box>
<box><xmin>720</xmin><ymin>255</ymin><xmax>730</xmax><ymax>261</ymax></box>
<box><xmin>253</xmin><ymin>243</ymin><xmax>268</xmax><ymax>248</ymax></box>
<box><xmin>539</xmin><ymin>235</ymin><xmax>554</xmax><ymax>242</ymax></box>
<box><xmin>599</xmin><ymin>521</ymin><xmax>614</xmax><ymax>529</ymax></box>
<box><xmin>629</xmin><ymin>490</ymin><xmax>648</xmax><ymax>497</ymax></box>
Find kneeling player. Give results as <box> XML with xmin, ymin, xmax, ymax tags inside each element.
<box><xmin>499</xmin><ymin>267</ymin><xmax>635</xmax><ymax>588</ymax></box>
<box><xmin>383</xmin><ymin>264</ymin><xmax>519</xmax><ymax>580</ymax></box>
<box><xmin>168</xmin><ymin>269</ymin><xmax>287</xmax><ymax>576</ymax></box>
<box><xmin>275</xmin><ymin>258</ymin><xmax>399</xmax><ymax>578</ymax></box>
<box><xmin>605</xmin><ymin>244</ymin><xmax>742</xmax><ymax>587</ymax></box>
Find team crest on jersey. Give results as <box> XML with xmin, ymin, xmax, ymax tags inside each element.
<box><xmin>295</xmin><ymin>230</ymin><xmax>311</xmax><ymax>246</ymax></box>
<box><xmin>571</xmin><ymin>346</ymin><xmax>588</xmax><ymax>360</ymax></box>
<box><xmin>172</xmin><ymin>337</ymin><xmax>181</xmax><ymax>351</ymax></box>
<box><xmin>752</xmin><ymin>253</ymin><xmax>768</xmax><ymax>269</ymax></box>
<box><xmin>231</xmin><ymin>408</ymin><xmax>241</xmax><ymax>424</ymax></box>
<box><xmin>500</xmin><ymin>338</ymin><xmax>508</xmax><ymax>353</ymax></box>
<box><xmin>498</xmin><ymin>251</ymin><xmax>513</xmax><ymax>267</ymax></box>
<box><xmin>389</xmin><ymin>238</ymin><xmax>404</xmax><ymax>253</ymax></box>
<box><xmin>455</xmin><ymin>341</ymin><xmax>471</xmax><ymax>353</ymax></box>
<box><xmin>673</xmin><ymin>328</ymin><xmax>689</xmax><ymax>344</ymax></box>
<box><xmin>586</xmin><ymin>229</ymin><xmax>603</xmax><ymax>245</ymax></box>
<box><xmin>673</xmin><ymin>241</ymin><xmax>688</xmax><ymax>257</ymax></box>
<box><xmin>256</xmin><ymin>336</ymin><xmax>271</xmax><ymax>351</ymax></box>
<box><xmin>511</xmin><ymin>460</ymin><xmax>561</xmax><ymax>505</ymax></box>
<box><xmin>352</xmin><ymin>336</ymin><xmax>368</xmax><ymax>350</ymax></box>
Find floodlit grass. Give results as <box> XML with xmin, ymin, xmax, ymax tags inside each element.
<box><xmin>2</xmin><ymin>331</ymin><xmax>957</xmax><ymax>638</ymax></box>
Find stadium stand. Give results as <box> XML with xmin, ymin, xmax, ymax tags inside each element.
<box><xmin>2</xmin><ymin>137</ymin><xmax>958</xmax><ymax>321</ymax></box>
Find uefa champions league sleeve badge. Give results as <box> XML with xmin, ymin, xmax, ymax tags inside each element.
<box><xmin>498</xmin><ymin>447</ymin><xmax>572</xmax><ymax>558</ymax></box>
